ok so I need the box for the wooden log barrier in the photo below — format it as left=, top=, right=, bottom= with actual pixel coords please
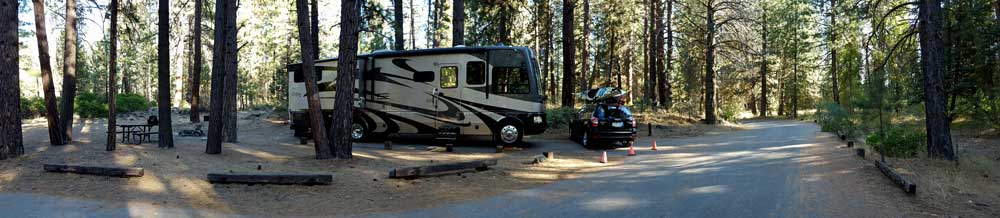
left=43, top=164, right=144, bottom=177
left=874, top=160, right=917, bottom=194
left=856, top=148, right=866, bottom=159
left=389, top=159, right=498, bottom=179
left=207, top=173, right=333, bottom=185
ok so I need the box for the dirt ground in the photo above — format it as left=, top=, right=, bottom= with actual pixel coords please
left=844, top=126, right=1000, bottom=218
left=0, top=110, right=740, bottom=217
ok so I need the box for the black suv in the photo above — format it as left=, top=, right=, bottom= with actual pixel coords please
left=569, top=103, right=637, bottom=148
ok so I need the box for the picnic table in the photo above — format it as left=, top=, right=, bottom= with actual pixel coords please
left=116, top=124, right=157, bottom=144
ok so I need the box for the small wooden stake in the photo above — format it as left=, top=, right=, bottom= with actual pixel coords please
left=445, top=144, right=454, bottom=152
left=847, top=141, right=854, bottom=148
left=856, top=148, right=866, bottom=159
left=647, top=123, right=652, bottom=136
left=384, top=141, right=393, bottom=150
left=543, top=151, right=555, bottom=159
left=495, top=145, right=504, bottom=153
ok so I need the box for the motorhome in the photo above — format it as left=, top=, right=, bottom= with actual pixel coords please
left=287, top=46, right=547, bottom=145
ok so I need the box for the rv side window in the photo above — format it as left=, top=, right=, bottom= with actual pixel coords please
left=492, top=67, right=529, bottom=94
left=466, top=62, right=485, bottom=85
left=440, top=66, right=458, bottom=89
left=292, top=66, right=324, bottom=83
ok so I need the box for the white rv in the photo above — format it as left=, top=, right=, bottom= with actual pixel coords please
left=288, top=46, right=547, bottom=145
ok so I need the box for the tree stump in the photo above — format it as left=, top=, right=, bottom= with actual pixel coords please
left=495, top=145, right=503, bottom=153
left=384, top=141, right=392, bottom=150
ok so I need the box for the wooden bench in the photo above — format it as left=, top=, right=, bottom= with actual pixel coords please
left=132, top=132, right=159, bottom=144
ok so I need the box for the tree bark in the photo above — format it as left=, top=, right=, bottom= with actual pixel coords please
left=310, top=0, right=319, bottom=59
left=452, top=0, right=463, bottom=46
left=409, top=0, right=416, bottom=49
left=561, top=0, right=576, bottom=107
left=580, top=0, right=590, bottom=90
left=329, top=0, right=361, bottom=159
left=394, top=0, right=405, bottom=50
left=59, top=0, right=78, bottom=141
left=157, top=0, right=174, bottom=148
left=918, top=0, right=955, bottom=160
left=207, top=0, right=237, bottom=154
left=190, top=0, right=202, bottom=123
left=648, top=0, right=659, bottom=103
left=32, top=0, right=66, bottom=145
left=296, top=0, right=333, bottom=159
left=223, top=0, right=238, bottom=143
left=1, top=0, right=24, bottom=160
left=107, top=0, right=119, bottom=151
left=830, top=0, right=839, bottom=105
left=704, top=5, right=718, bottom=124
left=662, top=0, right=673, bottom=109
left=760, top=10, right=768, bottom=118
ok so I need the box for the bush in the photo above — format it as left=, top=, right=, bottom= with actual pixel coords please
left=20, top=97, right=46, bottom=119
left=116, top=93, right=152, bottom=113
left=866, top=126, right=925, bottom=157
left=546, top=107, right=577, bottom=129
left=816, top=102, right=859, bottom=137
left=75, top=92, right=108, bottom=118
left=719, top=103, right=742, bottom=121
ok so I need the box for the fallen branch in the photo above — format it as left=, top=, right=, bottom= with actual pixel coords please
left=43, top=164, right=144, bottom=177
left=874, top=160, right=917, bottom=194
left=389, top=159, right=497, bottom=179
left=207, top=173, right=333, bottom=185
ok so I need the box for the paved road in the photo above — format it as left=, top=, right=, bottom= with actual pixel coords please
left=0, top=120, right=863, bottom=218
left=350, top=120, right=825, bottom=218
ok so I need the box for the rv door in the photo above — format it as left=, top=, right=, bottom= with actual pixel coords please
left=435, top=64, right=462, bottom=127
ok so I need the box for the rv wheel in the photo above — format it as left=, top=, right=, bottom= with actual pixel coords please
left=496, top=122, right=523, bottom=146
left=351, top=123, right=367, bottom=140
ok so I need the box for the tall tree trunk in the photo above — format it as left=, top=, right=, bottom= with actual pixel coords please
left=452, top=0, right=463, bottom=46
left=330, top=0, right=361, bottom=159
left=580, top=0, right=590, bottom=90
left=760, top=11, right=768, bottom=118
left=546, top=0, right=555, bottom=99
left=792, top=39, right=799, bottom=118
left=655, top=0, right=667, bottom=108
left=206, top=0, right=237, bottom=154
left=32, top=0, right=66, bottom=145
left=190, top=0, right=202, bottom=123
left=642, top=9, right=649, bottom=100
left=561, top=0, right=576, bottom=107
left=296, top=0, right=333, bottom=159
left=704, top=6, right=717, bottom=124
left=310, top=0, right=319, bottom=59
left=158, top=0, right=174, bottom=148
left=59, top=0, right=78, bottom=141
left=223, top=0, right=238, bottom=142
left=662, top=0, right=673, bottom=109
left=830, top=0, right=839, bottom=105
left=648, top=0, right=659, bottom=103
left=107, top=0, right=119, bottom=151
left=919, top=0, right=955, bottom=160
left=409, top=0, right=416, bottom=49
left=1, top=0, right=24, bottom=160
left=393, top=0, right=405, bottom=50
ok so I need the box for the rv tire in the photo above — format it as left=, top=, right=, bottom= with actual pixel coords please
left=495, top=120, right=523, bottom=146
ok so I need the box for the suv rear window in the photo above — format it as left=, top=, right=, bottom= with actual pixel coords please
left=594, top=105, right=632, bottom=118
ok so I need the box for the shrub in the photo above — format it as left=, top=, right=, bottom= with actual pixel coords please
left=75, top=92, right=108, bottom=118
left=719, top=102, right=742, bottom=121
left=20, top=97, right=46, bottom=119
left=816, top=102, right=859, bottom=137
left=866, top=126, right=925, bottom=157
left=546, top=107, right=577, bottom=129
left=116, top=93, right=152, bottom=113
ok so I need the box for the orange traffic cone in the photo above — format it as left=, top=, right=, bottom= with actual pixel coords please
left=651, top=140, right=658, bottom=150
left=628, top=146, right=636, bottom=156
left=600, top=151, right=608, bottom=163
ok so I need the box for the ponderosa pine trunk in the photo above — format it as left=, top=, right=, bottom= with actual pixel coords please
left=394, top=0, right=405, bottom=50
left=409, top=0, right=416, bottom=49
left=310, top=0, right=319, bottom=59
left=760, top=10, right=768, bottom=118
left=704, top=5, right=718, bottom=124
left=329, top=0, right=361, bottom=159
left=580, top=0, right=590, bottom=90
left=452, top=0, right=463, bottom=46
left=59, top=0, right=78, bottom=141
left=106, top=0, right=119, bottom=151
left=32, top=0, right=65, bottom=145
left=561, top=0, right=576, bottom=107
left=648, top=0, right=659, bottom=104
left=157, top=0, right=174, bottom=148
left=296, top=0, right=333, bottom=159
left=830, top=0, right=839, bottom=105
left=190, top=0, right=202, bottom=123
left=662, top=0, right=673, bottom=109
left=222, top=0, right=238, bottom=143
left=1, top=0, right=24, bottom=160
left=655, top=0, right=667, bottom=108
left=918, top=0, right=955, bottom=160
left=207, top=0, right=237, bottom=154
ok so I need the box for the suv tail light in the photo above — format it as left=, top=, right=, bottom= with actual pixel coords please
left=591, top=117, right=599, bottom=127
left=631, top=119, right=637, bottom=127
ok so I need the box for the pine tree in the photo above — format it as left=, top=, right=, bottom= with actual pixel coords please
left=1, top=0, right=24, bottom=160
left=32, top=0, right=66, bottom=145
left=157, top=0, right=174, bottom=149
left=329, top=0, right=361, bottom=159
left=296, top=0, right=334, bottom=159
left=59, top=0, right=79, bottom=141
left=106, top=0, right=120, bottom=151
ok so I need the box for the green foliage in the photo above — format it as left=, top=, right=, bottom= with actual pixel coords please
left=75, top=92, right=108, bottom=118
left=546, top=107, right=577, bottom=129
left=866, top=126, right=925, bottom=158
left=20, top=97, right=46, bottom=119
left=816, top=102, right=859, bottom=137
left=116, top=93, right=152, bottom=114
left=719, top=102, right=741, bottom=121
